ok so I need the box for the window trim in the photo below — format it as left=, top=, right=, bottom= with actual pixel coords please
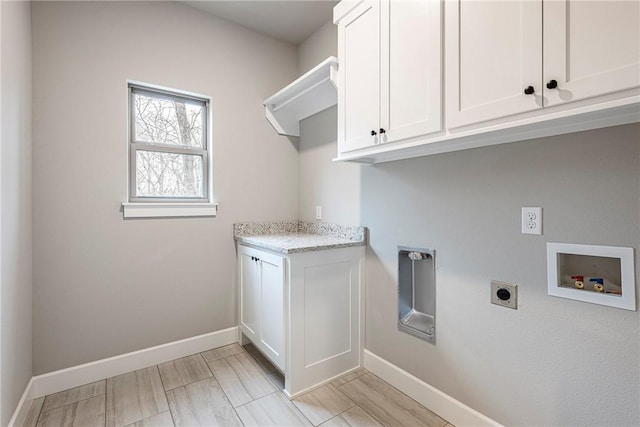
left=128, top=82, right=212, bottom=204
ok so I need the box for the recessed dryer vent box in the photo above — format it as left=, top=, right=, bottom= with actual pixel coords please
left=547, top=242, right=635, bottom=311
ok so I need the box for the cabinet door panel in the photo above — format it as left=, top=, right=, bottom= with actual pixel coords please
left=338, top=0, right=381, bottom=152
left=382, top=0, right=441, bottom=142
left=446, top=0, right=542, bottom=128
left=239, top=250, right=260, bottom=341
left=544, top=0, right=640, bottom=106
left=259, top=254, right=285, bottom=370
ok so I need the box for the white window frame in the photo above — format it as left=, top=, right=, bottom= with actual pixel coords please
left=122, top=81, right=217, bottom=218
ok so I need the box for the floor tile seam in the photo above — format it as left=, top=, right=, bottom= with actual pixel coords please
left=32, top=398, right=46, bottom=427
left=338, top=382, right=445, bottom=427
left=156, top=364, right=179, bottom=427
left=330, top=369, right=368, bottom=389
left=291, top=387, right=357, bottom=420
left=232, top=390, right=279, bottom=410
left=334, top=384, right=389, bottom=427
left=205, top=349, right=277, bottom=400
left=38, top=393, right=107, bottom=418
left=321, top=403, right=369, bottom=427
left=156, top=353, right=213, bottom=392
left=360, top=372, right=449, bottom=425
left=292, top=399, right=357, bottom=427
left=42, top=388, right=108, bottom=414
left=203, top=360, right=250, bottom=413
left=121, top=411, right=175, bottom=427
left=200, top=345, right=248, bottom=364
left=271, top=390, right=316, bottom=427
left=40, top=378, right=107, bottom=412
left=103, top=389, right=107, bottom=427
left=163, top=373, right=224, bottom=393
left=231, top=405, right=248, bottom=427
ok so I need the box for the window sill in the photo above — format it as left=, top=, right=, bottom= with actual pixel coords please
left=122, top=202, right=218, bottom=218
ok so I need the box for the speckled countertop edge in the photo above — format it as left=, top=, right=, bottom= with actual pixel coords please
left=234, top=221, right=367, bottom=254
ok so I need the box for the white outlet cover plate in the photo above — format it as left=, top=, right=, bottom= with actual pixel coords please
left=522, top=207, right=542, bottom=235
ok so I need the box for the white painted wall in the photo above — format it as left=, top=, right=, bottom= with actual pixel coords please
left=297, top=20, right=361, bottom=226
left=1, top=1, right=33, bottom=424
left=31, top=1, right=299, bottom=375
left=362, top=124, right=640, bottom=426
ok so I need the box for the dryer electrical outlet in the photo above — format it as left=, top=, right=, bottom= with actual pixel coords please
left=491, top=280, right=518, bottom=309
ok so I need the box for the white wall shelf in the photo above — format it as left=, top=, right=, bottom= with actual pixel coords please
left=264, top=56, right=338, bottom=137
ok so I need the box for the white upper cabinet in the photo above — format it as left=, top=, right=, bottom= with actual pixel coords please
left=336, top=0, right=442, bottom=153
left=446, top=0, right=543, bottom=128
left=334, top=0, right=639, bottom=163
left=543, top=0, right=640, bottom=107
left=339, top=0, right=381, bottom=152
left=447, top=0, right=640, bottom=128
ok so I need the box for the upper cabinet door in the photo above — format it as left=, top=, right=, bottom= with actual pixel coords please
left=381, top=0, right=442, bottom=142
left=543, top=0, right=640, bottom=107
left=338, top=0, right=381, bottom=153
left=446, top=0, right=543, bottom=128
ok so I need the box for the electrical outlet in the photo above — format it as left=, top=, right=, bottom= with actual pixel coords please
left=522, top=207, right=542, bottom=235
left=491, top=280, right=518, bottom=309
left=315, top=205, right=322, bottom=221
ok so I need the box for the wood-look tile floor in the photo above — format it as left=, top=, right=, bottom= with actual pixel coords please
left=23, top=344, right=454, bottom=427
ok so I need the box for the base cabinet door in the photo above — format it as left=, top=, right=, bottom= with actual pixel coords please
left=239, top=248, right=261, bottom=343
left=238, top=245, right=285, bottom=371
left=258, top=252, right=285, bottom=370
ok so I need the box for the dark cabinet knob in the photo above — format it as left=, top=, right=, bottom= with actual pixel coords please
left=524, top=86, right=535, bottom=95
left=546, top=79, right=558, bottom=89
left=379, top=128, right=386, bottom=134
left=371, top=130, right=377, bottom=136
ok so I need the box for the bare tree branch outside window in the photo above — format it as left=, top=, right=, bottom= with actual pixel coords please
left=129, top=86, right=208, bottom=201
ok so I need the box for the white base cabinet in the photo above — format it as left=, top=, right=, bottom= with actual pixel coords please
left=238, top=244, right=364, bottom=397
left=239, top=245, right=285, bottom=371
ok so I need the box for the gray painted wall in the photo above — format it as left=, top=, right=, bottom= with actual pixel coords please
left=362, top=124, right=640, bottom=426
left=297, top=20, right=338, bottom=75
left=296, top=19, right=639, bottom=424
left=31, top=1, right=299, bottom=375
left=1, top=1, right=33, bottom=424
left=297, top=20, right=361, bottom=226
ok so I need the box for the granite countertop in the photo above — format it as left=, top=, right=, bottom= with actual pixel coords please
left=234, top=221, right=367, bottom=254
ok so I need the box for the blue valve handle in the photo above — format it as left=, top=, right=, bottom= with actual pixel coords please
left=589, top=278, right=604, bottom=285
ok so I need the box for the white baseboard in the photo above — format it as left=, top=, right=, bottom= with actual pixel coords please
left=363, top=350, right=501, bottom=427
left=8, top=378, right=35, bottom=427
left=9, top=327, right=238, bottom=425
left=31, top=326, right=238, bottom=399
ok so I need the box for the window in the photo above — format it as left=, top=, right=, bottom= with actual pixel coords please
left=124, top=83, right=216, bottom=218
